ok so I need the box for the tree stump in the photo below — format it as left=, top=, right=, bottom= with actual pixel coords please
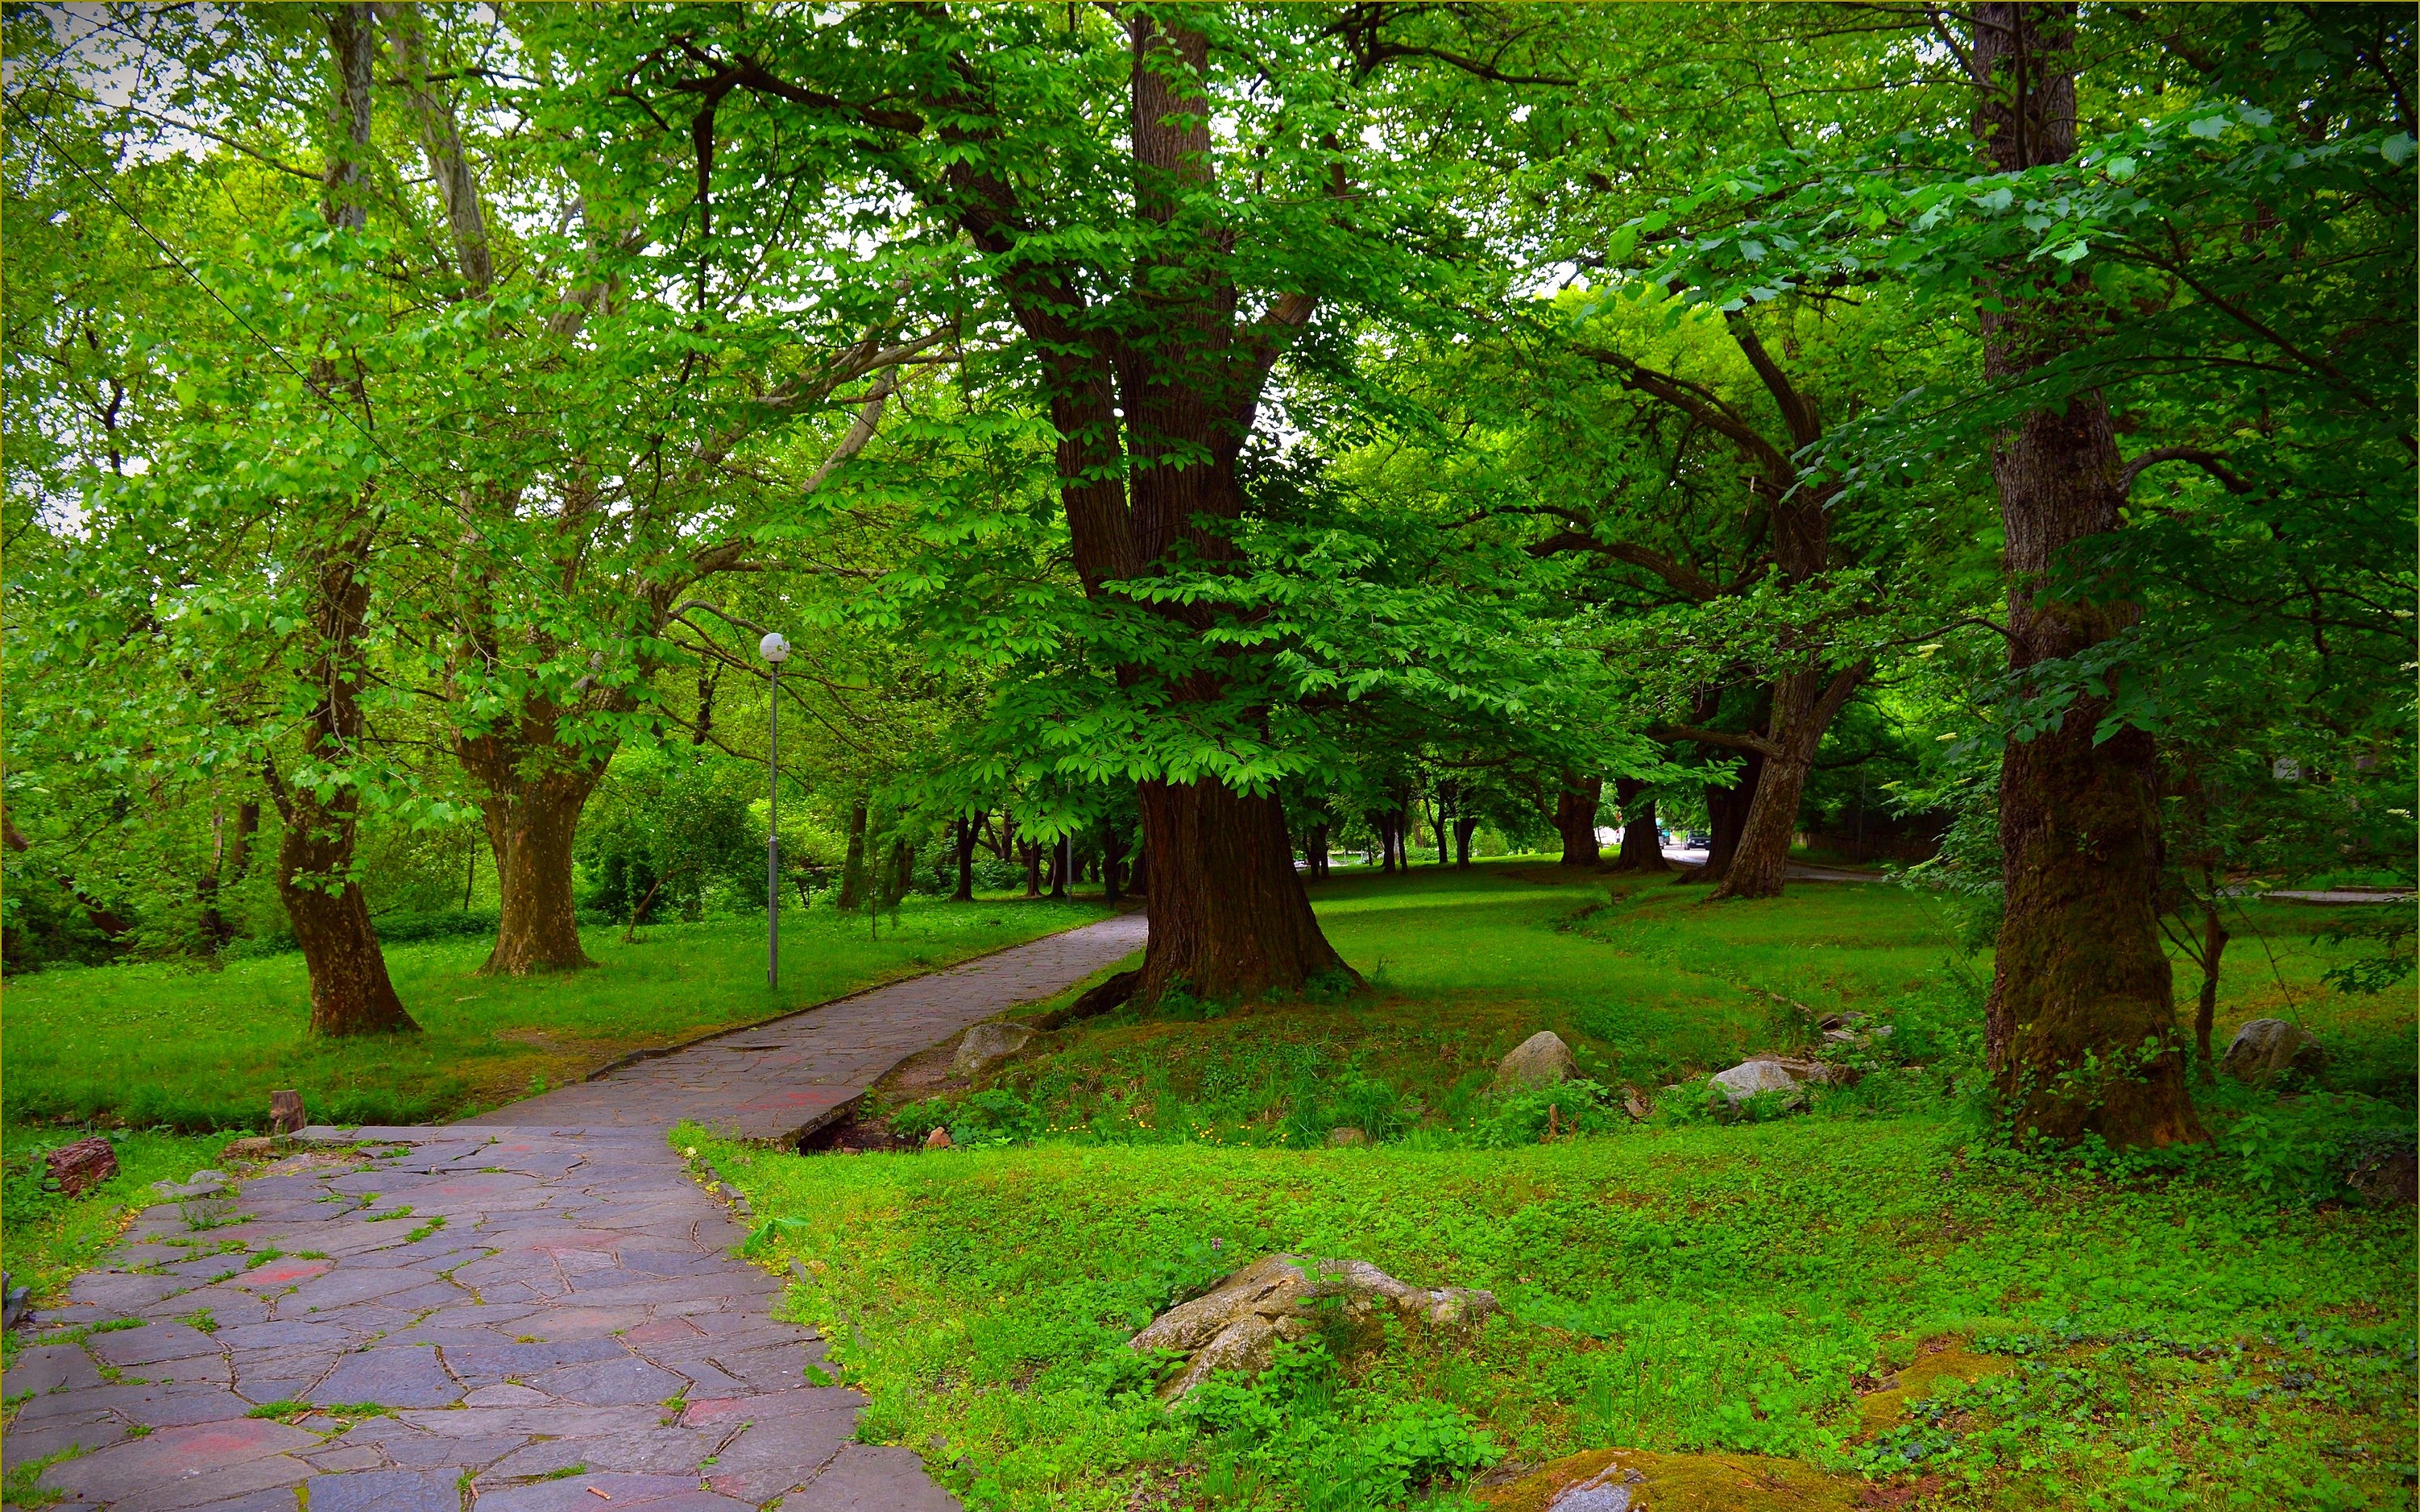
left=270, top=1090, right=308, bottom=1135
left=44, top=1136, right=118, bottom=1198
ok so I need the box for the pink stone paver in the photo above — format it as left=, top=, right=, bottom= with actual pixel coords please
left=6, top=913, right=1144, bottom=1510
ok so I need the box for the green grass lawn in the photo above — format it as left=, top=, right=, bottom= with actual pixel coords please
left=2, top=894, right=1109, bottom=1133
left=706, top=864, right=2414, bottom=1512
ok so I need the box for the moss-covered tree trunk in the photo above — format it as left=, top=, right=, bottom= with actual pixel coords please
left=1972, top=1, right=2200, bottom=1146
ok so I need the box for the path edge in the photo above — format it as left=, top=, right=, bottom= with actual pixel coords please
left=467, top=905, right=1142, bottom=1118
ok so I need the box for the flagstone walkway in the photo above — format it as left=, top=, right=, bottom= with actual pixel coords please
left=5, top=913, right=1148, bottom=1511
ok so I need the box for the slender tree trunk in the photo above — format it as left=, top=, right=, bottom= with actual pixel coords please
left=1972, top=2, right=2198, bottom=1147
left=1716, top=665, right=1869, bottom=901
left=1454, top=815, right=1479, bottom=868
left=1135, top=777, right=1349, bottom=1001
left=2193, top=894, right=2228, bottom=1084
left=1021, top=839, right=1042, bottom=898
left=199, top=799, right=260, bottom=947
left=265, top=4, right=412, bottom=1038
left=1101, top=819, right=1126, bottom=902
left=1048, top=835, right=1067, bottom=899
left=693, top=665, right=718, bottom=746
left=1556, top=776, right=1602, bottom=868
left=1433, top=803, right=1449, bottom=866
left=838, top=800, right=870, bottom=910
left=1609, top=779, right=1668, bottom=873
left=953, top=814, right=982, bottom=902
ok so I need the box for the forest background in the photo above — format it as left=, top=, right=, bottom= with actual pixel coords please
left=2, top=2, right=2412, bottom=1153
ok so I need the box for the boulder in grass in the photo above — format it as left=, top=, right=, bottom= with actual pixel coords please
left=44, top=1136, right=118, bottom=1199
left=1708, top=1058, right=1855, bottom=1106
left=951, top=1021, right=1037, bottom=1079
left=2219, top=1018, right=2326, bottom=1086
left=1129, top=1253, right=1495, bottom=1399
left=1328, top=1126, right=1370, bottom=1146
left=1494, top=1030, right=1576, bottom=1092
left=923, top=1126, right=953, bottom=1151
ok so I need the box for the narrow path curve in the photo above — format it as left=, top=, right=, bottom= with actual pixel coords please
left=6, top=913, right=1148, bottom=1510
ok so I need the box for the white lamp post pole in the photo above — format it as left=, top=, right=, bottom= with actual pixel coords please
left=759, top=632, right=791, bottom=989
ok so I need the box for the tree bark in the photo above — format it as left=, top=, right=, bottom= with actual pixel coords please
left=1972, top=1, right=2199, bottom=1147
left=1702, top=753, right=1761, bottom=881
left=1432, top=803, right=1449, bottom=866
left=953, top=814, right=983, bottom=901
left=1608, top=779, right=1668, bottom=873
left=1136, top=777, right=1349, bottom=1001
left=837, top=800, right=870, bottom=910
left=2192, top=895, right=2228, bottom=1083
left=1454, top=815, right=1479, bottom=868
left=1715, top=665, right=1869, bottom=901
left=1101, top=818, right=1127, bottom=902
left=259, top=3, right=413, bottom=1038
left=457, top=730, right=603, bottom=975
left=1555, top=777, right=1602, bottom=868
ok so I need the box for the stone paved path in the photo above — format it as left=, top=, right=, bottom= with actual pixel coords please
left=6, top=913, right=1147, bottom=1510
left=458, top=913, right=1149, bottom=1142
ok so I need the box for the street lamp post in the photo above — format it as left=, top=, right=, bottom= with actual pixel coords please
left=759, top=632, right=791, bottom=989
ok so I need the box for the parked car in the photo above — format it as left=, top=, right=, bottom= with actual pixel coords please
left=1685, top=832, right=1710, bottom=847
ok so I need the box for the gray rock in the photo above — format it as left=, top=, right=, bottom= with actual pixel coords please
left=950, top=1021, right=1036, bottom=1079
left=1328, top=1126, right=1369, bottom=1147
left=2220, top=1018, right=2326, bottom=1085
left=153, top=1170, right=232, bottom=1201
left=1494, top=1031, right=1576, bottom=1092
left=1707, top=1058, right=1850, bottom=1105
left=1128, top=1253, right=1494, bottom=1398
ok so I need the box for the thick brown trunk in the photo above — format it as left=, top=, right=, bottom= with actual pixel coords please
left=1555, top=777, right=1602, bottom=868
left=474, top=774, right=598, bottom=974
left=1454, top=815, right=1479, bottom=868
left=1303, top=822, right=1330, bottom=879
left=1703, top=753, right=1761, bottom=880
left=1047, top=835, right=1067, bottom=899
left=1609, top=779, right=1668, bottom=873
left=1716, top=666, right=1868, bottom=901
left=838, top=801, right=870, bottom=909
left=1973, top=2, right=2198, bottom=1147
left=1136, top=778, right=1349, bottom=1002
left=275, top=831, right=413, bottom=1036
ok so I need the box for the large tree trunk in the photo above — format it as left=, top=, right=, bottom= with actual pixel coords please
left=1716, top=666, right=1868, bottom=901
left=1555, top=777, right=1602, bottom=868
left=271, top=806, right=413, bottom=1037
left=1609, top=780, right=1668, bottom=873
left=1136, top=778, right=1347, bottom=1001
left=1454, top=815, right=1479, bottom=868
left=475, top=774, right=599, bottom=974
left=1973, top=2, right=2199, bottom=1147
left=1702, top=753, right=1760, bottom=880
